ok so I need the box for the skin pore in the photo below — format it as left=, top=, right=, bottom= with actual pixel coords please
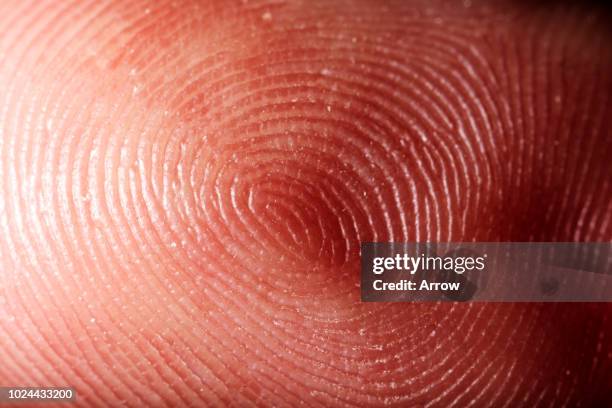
left=0, top=0, right=611, bottom=406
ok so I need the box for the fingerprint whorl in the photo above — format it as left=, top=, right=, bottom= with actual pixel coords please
left=163, top=26, right=504, bottom=284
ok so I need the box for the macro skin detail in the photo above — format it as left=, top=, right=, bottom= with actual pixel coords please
left=0, top=0, right=611, bottom=406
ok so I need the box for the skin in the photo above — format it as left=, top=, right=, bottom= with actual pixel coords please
left=0, top=0, right=611, bottom=406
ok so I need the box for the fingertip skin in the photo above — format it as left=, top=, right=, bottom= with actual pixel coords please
left=0, top=1, right=611, bottom=406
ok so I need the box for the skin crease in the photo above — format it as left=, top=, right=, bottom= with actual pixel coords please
left=0, top=0, right=611, bottom=406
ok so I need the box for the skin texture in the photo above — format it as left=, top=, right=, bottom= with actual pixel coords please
left=0, top=0, right=611, bottom=406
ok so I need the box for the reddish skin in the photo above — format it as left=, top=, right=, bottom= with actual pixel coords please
left=0, top=1, right=611, bottom=406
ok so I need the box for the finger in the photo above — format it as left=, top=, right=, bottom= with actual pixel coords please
left=0, top=0, right=610, bottom=406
